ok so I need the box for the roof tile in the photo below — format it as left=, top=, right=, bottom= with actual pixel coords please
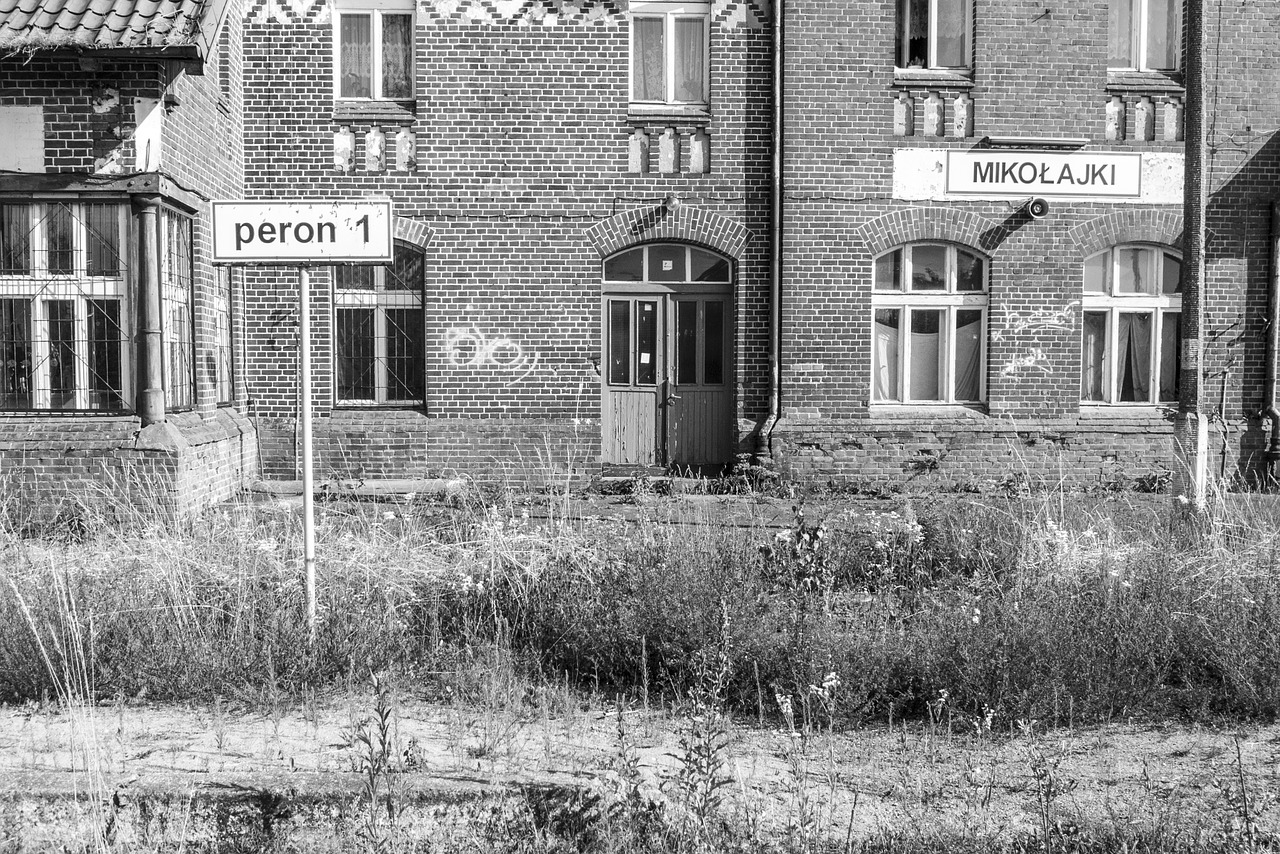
left=0, top=0, right=212, bottom=51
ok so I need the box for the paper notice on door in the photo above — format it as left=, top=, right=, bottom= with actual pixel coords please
left=662, top=260, right=673, bottom=271
left=640, top=353, right=651, bottom=364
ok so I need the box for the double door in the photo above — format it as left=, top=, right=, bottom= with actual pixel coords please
left=601, top=287, right=733, bottom=469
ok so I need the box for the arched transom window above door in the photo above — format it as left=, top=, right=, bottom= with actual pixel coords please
left=603, top=243, right=731, bottom=284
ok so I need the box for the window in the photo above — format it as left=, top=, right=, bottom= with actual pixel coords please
left=1081, top=245, right=1181, bottom=404
left=630, top=2, right=709, bottom=106
left=161, top=209, right=195, bottom=410
left=872, top=243, right=987, bottom=404
left=212, top=267, right=235, bottom=404
left=334, top=243, right=424, bottom=405
left=896, top=0, right=972, bottom=70
left=1109, top=0, right=1182, bottom=71
left=0, top=201, right=129, bottom=411
left=334, top=0, right=414, bottom=100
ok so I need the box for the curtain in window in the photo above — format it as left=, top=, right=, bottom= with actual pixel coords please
left=47, top=204, right=74, bottom=275
left=953, top=310, right=981, bottom=400
left=674, top=18, right=704, bottom=102
left=902, top=0, right=928, bottom=66
left=1108, top=0, right=1133, bottom=67
left=340, top=14, right=372, bottom=97
left=874, top=310, right=900, bottom=401
left=632, top=18, right=664, bottom=100
left=0, top=205, right=30, bottom=275
left=1145, top=0, right=1181, bottom=69
left=1159, top=312, right=1181, bottom=401
left=382, top=14, right=413, bottom=99
left=1081, top=311, right=1108, bottom=401
left=934, top=0, right=968, bottom=67
left=910, top=310, right=941, bottom=400
left=1118, top=313, right=1152, bottom=402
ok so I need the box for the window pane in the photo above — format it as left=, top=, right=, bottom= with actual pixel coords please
left=1115, top=246, right=1155, bottom=294
left=0, top=299, right=32, bottom=409
left=934, top=0, right=968, bottom=67
left=910, top=244, right=946, bottom=291
left=87, top=299, right=124, bottom=410
left=163, top=212, right=194, bottom=409
left=0, top=205, right=30, bottom=275
left=47, top=204, right=74, bottom=274
left=388, top=246, right=424, bottom=291
left=381, top=13, right=414, bottom=99
left=874, top=250, right=902, bottom=291
left=1108, top=0, right=1133, bottom=67
left=674, top=18, right=704, bottom=101
left=649, top=244, right=687, bottom=281
left=1145, top=0, right=1180, bottom=70
left=956, top=250, right=984, bottom=291
left=608, top=300, right=630, bottom=385
left=903, top=0, right=928, bottom=67
left=632, top=18, right=665, bottom=101
left=676, top=300, right=697, bottom=385
left=1160, top=311, right=1181, bottom=401
left=1082, top=312, right=1109, bottom=401
left=1084, top=252, right=1108, bottom=293
left=704, top=300, right=724, bottom=385
left=47, top=300, right=76, bottom=409
left=690, top=248, right=730, bottom=282
left=636, top=300, right=658, bottom=384
left=909, top=310, right=942, bottom=400
left=86, top=204, right=121, bottom=277
left=873, top=309, right=901, bottom=401
left=340, top=14, right=372, bottom=98
left=336, top=266, right=376, bottom=290
left=954, top=309, right=982, bottom=400
left=1117, top=312, right=1153, bottom=402
left=605, top=248, right=644, bottom=281
left=337, top=307, right=376, bottom=399
left=214, top=268, right=234, bottom=404
left=1162, top=253, right=1182, bottom=294
left=385, top=308, right=424, bottom=402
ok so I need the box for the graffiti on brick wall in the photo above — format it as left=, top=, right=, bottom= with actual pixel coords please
left=445, top=326, right=540, bottom=385
left=994, top=301, right=1077, bottom=376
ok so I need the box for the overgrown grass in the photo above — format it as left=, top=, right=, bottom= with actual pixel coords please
left=3, top=487, right=1280, bottom=730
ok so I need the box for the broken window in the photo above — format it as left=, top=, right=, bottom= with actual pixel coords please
left=333, top=243, right=425, bottom=405
left=896, top=0, right=972, bottom=71
left=0, top=202, right=130, bottom=411
left=1081, top=245, right=1181, bottom=404
left=335, top=0, right=414, bottom=99
left=630, top=2, right=710, bottom=106
left=1109, top=0, right=1182, bottom=71
left=871, top=243, right=987, bottom=404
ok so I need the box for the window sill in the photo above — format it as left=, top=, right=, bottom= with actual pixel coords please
left=891, top=68, right=974, bottom=89
left=331, top=403, right=426, bottom=411
left=1078, top=404, right=1176, bottom=422
left=869, top=403, right=988, bottom=419
left=332, top=99, right=417, bottom=124
left=1105, top=70, right=1184, bottom=94
left=626, top=104, right=711, bottom=126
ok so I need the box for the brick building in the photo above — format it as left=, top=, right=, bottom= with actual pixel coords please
left=4, top=0, right=1280, bottom=505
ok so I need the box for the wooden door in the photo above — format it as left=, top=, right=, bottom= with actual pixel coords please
left=666, top=292, right=733, bottom=467
left=601, top=295, right=664, bottom=467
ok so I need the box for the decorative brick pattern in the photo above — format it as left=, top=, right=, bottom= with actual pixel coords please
left=1068, top=210, right=1184, bottom=259
left=584, top=205, right=753, bottom=258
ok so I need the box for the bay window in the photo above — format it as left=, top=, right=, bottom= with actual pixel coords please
left=630, top=2, right=710, bottom=107
left=334, top=0, right=414, bottom=100
left=896, top=0, right=973, bottom=71
left=1109, top=0, right=1182, bottom=71
left=1081, top=245, right=1181, bottom=405
left=334, top=243, right=425, bottom=405
left=872, top=243, right=987, bottom=404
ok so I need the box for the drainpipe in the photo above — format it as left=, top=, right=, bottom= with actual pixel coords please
left=762, top=0, right=783, bottom=459
left=1263, top=201, right=1280, bottom=480
left=134, top=195, right=166, bottom=426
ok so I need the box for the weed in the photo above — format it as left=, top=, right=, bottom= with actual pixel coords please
left=348, top=673, right=402, bottom=854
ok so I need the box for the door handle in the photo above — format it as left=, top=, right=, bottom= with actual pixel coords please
left=665, top=393, right=681, bottom=406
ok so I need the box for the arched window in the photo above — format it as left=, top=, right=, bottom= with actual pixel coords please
left=1081, top=244, right=1181, bottom=404
left=872, top=242, right=987, bottom=404
left=333, top=241, right=425, bottom=405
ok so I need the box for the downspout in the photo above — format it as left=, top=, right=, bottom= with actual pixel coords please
left=1263, top=201, right=1280, bottom=480
left=762, top=0, right=783, bottom=459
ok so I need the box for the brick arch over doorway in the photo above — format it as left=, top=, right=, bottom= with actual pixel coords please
left=584, top=206, right=753, bottom=259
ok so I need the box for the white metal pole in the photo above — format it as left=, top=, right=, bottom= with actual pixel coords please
left=299, top=266, right=317, bottom=642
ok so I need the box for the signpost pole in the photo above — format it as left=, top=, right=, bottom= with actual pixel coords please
left=299, top=266, right=317, bottom=643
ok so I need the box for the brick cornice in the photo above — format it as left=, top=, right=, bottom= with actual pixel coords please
left=584, top=205, right=753, bottom=259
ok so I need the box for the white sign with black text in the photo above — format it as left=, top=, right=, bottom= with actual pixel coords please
left=211, top=200, right=393, bottom=264
left=946, top=151, right=1142, bottom=197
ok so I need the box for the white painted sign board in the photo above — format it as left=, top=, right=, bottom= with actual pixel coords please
left=211, top=200, right=393, bottom=264
left=945, top=152, right=1142, bottom=198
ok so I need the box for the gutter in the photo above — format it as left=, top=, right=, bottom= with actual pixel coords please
left=761, top=0, right=783, bottom=460
left=1264, top=201, right=1280, bottom=478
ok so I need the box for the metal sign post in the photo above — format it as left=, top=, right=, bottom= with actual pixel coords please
left=211, top=200, right=394, bottom=643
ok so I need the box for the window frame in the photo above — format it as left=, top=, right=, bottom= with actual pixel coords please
left=332, top=243, right=425, bottom=407
left=870, top=242, right=988, bottom=405
left=1080, top=244, right=1182, bottom=406
left=628, top=1, right=711, bottom=108
left=332, top=0, right=416, bottom=101
left=0, top=200, right=132, bottom=412
left=895, top=0, right=974, bottom=72
left=1108, top=0, right=1182, bottom=72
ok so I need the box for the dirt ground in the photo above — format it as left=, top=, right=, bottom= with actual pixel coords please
left=2, top=693, right=1277, bottom=845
